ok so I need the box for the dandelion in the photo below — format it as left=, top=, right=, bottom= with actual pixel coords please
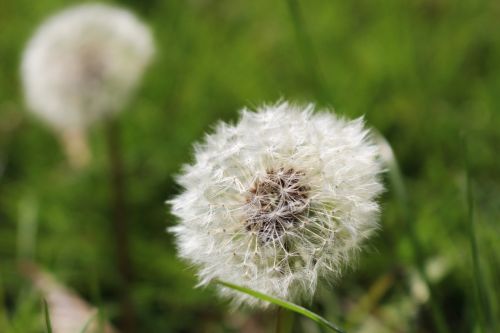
left=21, top=3, right=154, bottom=165
left=170, top=102, right=384, bottom=307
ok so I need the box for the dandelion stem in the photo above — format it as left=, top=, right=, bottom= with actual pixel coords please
left=105, top=119, right=136, bottom=333
left=285, top=0, right=331, bottom=103
left=16, top=195, right=38, bottom=262
left=376, top=134, right=450, bottom=333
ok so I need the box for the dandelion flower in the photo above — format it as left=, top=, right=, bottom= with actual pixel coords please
left=21, top=3, right=154, bottom=131
left=170, top=102, right=384, bottom=307
left=20, top=4, right=154, bottom=167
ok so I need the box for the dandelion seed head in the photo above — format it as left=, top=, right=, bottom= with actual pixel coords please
left=21, top=3, right=154, bottom=130
left=170, top=102, right=384, bottom=307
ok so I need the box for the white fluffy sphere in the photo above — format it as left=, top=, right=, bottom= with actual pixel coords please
left=21, top=3, right=154, bottom=130
left=170, top=102, right=384, bottom=307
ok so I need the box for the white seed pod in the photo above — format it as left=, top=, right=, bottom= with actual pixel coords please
left=169, top=102, right=384, bottom=307
left=21, top=3, right=155, bottom=130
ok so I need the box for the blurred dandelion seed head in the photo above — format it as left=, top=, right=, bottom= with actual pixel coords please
left=169, top=102, right=384, bottom=307
left=21, top=3, right=155, bottom=130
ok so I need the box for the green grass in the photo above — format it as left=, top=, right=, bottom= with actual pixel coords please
left=0, top=0, right=499, bottom=332
left=463, top=135, right=497, bottom=333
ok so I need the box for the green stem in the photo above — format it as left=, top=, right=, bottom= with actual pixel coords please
left=16, top=195, right=38, bottom=262
left=105, top=119, right=136, bottom=333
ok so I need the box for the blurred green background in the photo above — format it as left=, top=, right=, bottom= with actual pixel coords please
left=0, top=0, right=499, bottom=332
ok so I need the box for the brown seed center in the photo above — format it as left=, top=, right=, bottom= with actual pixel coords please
left=245, top=168, right=310, bottom=243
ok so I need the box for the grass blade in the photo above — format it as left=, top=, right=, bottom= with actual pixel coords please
left=42, top=299, right=52, bottom=333
left=462, top=135, right=497, bottom=333
left=217, top=280, right=346, bottom=333
left=79, top=311, right=98, bottom=333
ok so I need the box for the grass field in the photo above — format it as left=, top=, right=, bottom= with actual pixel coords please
left=0, top=0, right=499, bottom=332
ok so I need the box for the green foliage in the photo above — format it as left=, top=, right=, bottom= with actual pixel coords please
left=463, top=136, right=498, bottom=333
left=0, top=0, right=499, bottom=332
